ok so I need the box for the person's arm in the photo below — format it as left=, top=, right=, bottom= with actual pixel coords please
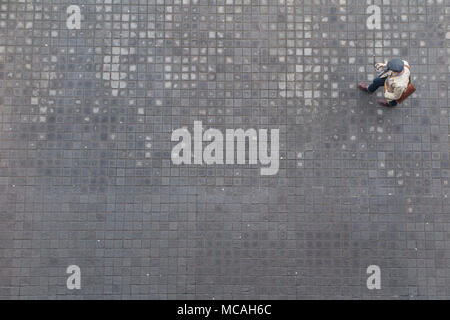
left=375, top=62, right=390, bottom=78
left=384, top=83, right=405, bottom=100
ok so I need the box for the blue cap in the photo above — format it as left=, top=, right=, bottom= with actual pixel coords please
left=387, top=58, right=404, bottom=73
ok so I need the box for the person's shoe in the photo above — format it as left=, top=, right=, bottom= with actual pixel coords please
left=378, top=99, right=390, bottom=107
left=358, top=83, right=370, bottom=93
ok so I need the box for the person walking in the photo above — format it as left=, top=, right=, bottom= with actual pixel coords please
left=358, top=58, right=412, bottom=107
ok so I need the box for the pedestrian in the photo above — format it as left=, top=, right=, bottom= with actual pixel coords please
left=358, top=58, right=415, bottom=107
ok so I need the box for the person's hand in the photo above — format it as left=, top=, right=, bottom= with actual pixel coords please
left=375, top=62, right=387, bottom=70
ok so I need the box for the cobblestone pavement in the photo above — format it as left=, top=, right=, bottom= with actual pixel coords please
left=0, top=0, right=449, bottom=299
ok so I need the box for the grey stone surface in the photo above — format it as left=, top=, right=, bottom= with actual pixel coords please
left=0, top=0, right=449, bottom=299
